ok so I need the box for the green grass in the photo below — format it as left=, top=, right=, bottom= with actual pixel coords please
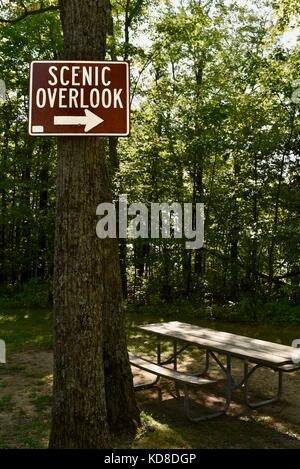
left=1, top=414, right=50, bottom=449
left=32, top=394, right=52, bottom=413
left=1, top=304, right=300, bottom=448
left=0, top=308, right=52, bottom=353
left=127, top=303, right=300, bottom=357
left=0, top=394, right=13, bottom=412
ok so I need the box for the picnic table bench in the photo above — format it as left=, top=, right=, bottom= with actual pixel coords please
left=129, top=321, right=300, bottom=422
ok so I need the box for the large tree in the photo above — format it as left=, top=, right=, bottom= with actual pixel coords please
left=49, top=0, right=139, bottom=448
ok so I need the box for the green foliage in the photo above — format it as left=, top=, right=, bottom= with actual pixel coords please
left=0, top=2, right=59, bottom=288
left=117, top=0, right=300, bottom=307
left=0, top=394, right=13, bottom=411
left=126, top=297, right=300, bottom=325
left=258, top=300, right=300, bottom=324
left=0, top=0, right=299, bottom=320
left=0, top=278, right=51, bottom=308
left=33, top=394, right=52, bottom=412
left=0, top=307, right=52, bottom=353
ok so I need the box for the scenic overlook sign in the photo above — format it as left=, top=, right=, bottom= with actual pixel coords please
left=28, top=61, right=130, bottom=136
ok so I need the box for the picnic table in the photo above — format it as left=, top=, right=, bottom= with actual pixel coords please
left=129, top=321, right=300, bottom=422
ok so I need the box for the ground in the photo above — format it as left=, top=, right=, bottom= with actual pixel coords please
left=1, top=307, right=300, bottom=449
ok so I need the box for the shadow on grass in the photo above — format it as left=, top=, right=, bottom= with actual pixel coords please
left=1, top=305, right=300, bottom=448
left=132, top=378, right=300, bottom=449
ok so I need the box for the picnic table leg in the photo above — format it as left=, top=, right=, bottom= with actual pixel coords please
left=173, top=339, right=177, bottom=371
left=193, top=349, right=210, bottom=377
left=226, top=353, right=235, bottom=388
left=157, top=335, right=161, bottom=365
left=243, top=362, right=283, bottom=409
left=133, top=375, right=161, bottom=391
left=225, top=353, right=245, bottom=389
left=183, top=351, right=232, bottom=421
left=173, top=339, right=181, bottom=399
left=132, top=336, right=162, bottom=391
left=204, top=350, right=210, bottom=374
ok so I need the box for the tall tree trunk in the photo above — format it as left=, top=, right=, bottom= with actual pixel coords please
left=268, top=152, right=285, bottom=291
left=250, top=151, right=259, bottom=313
left=50, top=136, right=109, bottom=448
left=268, top=113, right=295, bottom=291
left=182, top=249, right=192, bottom=297
left=108, top=136, right=128, bottom=298
left=228, top=157, right=240, bottom=301
left=50, top=0, right=139, bottom=448
left=103, top=234, right=140, bottom=438
left=37, top=158, right=49, bottom=280
left=20, top=143, right=32, bottom=283
left=0, top=109, right=10, bottom=284
left=194, top=60, right=204, bottom=276
left=106, top=1, right=131, bottom=299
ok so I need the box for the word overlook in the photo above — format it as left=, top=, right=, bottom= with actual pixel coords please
left=0, top=339, right=6, bottom=364
left=96, top=195, right=204, bottom=249
left=35, top=64, right=124, bottom=110
left=29, top=61, right=129, bottom=136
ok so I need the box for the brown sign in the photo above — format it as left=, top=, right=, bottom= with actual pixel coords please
left=29, top=61, right=129, bottom=136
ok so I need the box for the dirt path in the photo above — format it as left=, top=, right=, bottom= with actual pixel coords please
left=0, top=349, right=300, bottom=448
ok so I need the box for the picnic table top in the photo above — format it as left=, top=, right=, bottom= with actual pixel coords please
left=138, top=321, right=295, bottom=367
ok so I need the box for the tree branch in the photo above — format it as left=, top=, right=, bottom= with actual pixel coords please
left=0, top=5, right=59, bottom=25
left=204, top=247, right=299, bottom=285
left=277, top=270, right=300, bottom=280
left=20, top=2, right=28, bottom=14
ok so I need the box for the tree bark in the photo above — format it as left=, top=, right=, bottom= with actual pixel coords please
left=50, top=0, right=139, bottom=448
left=0, top=107, right=10, bottom=284
left=194, top=59, right=204, bottom=276
left=20, top=140, right=32, bottom=283
left=102, top=234, right=140, bottom=438
left=37, top=154, right=49, bottom=280
left=50, top=136, right=109, bottom=448
left=228, top=157, right=240, bottom=301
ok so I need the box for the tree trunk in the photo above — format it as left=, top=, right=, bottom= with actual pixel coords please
left=50, top=0, right=139, bottom=448
left=0, top=109, right=10, bottom=284
left=108, top=136, right=128, bottom=298
left=50, top=136, right=109, bottom=448
left=268, top=152, right=285, bottom=292
left=37, top=157, right=49, bottom=280
left=182, top=249, right=192, bottom=297
left=268, top=112, right=295, bottom=292
left=20, top=143, right=32, bottom=283
left=194, top=60, right=204, bottom=277
left=228, top=157, right=240, bottom=301
left=103, top=234, right=140, bottom=438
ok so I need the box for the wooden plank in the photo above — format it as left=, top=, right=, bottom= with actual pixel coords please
left=138, top=323, right=292, bottom=366
left=129, top=353, right=213, bottom=386
left=139, top=322, right=295, bottom=359
left=152, top=322, right=295, bottom=360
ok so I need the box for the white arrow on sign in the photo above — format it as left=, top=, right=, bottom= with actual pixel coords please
left=54, top=109, right=104, bottom=132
